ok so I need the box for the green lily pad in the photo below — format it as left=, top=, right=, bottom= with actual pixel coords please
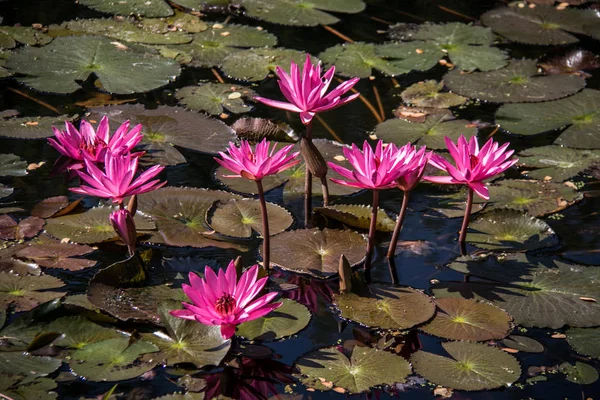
left=268, top=228, right=366, bottom=278
left=6, top=35, right=181, bottom=94
left=78, top=0, right=174, bottom=17
left=438, top=253, right=600, bottom=328
left=137, top=10, right=208, bottom=34
left=518, top=146, right=600, bottom=181
left=15, top=240, right=96, bottom=271
left=496, top=89, right=600, bottom=148
left=237, top=0, right=365, bottom=26
left=237, top=298, right=310, bottom=341
left=88, top=104, right=236, bottom=166
left=486, top=180, right=582, bottom=217
left=559, top=362, right=599, bottom=385
left=152, top=393, right=204, bottom=400
left=295, top=346, right=411, bottom=394
left=374, top=115, right=477, bottom=150
left=466, top=209, right=558, bottom=251
left=416, top=187, right=486, bottom=218
left=221, top=48, right=314, bottom=82
left=171, top=23, right=277, bottom=68
left=333, top=284, right=435, bottom=330
left=500, top=335, right=544, bottom=353
left=44, top=316, right=124, bottom=349
left=314, top=204, right=397, bottom=232
left=141, top=301, right=230, bottom=368
left=207, top=198, right=293, bottom=238
left=0, top=352, right=62, bottom=377
left=176, top=83, right=255, bottom=115
left=0, top=377, right=58, bottom=400
left=0, top=184, right=12, bottom=200
left=444, top=59, right=585, bottom=103
left=44, top=206, right=155, bottom=244
left=69, top=337, right=159, bottom=382
left=420, top=297, right=512, bottom=341
left=231, top=117, right=297, bottom=143
left=0, top=26, right=52, bottom=49
left=0, top=115, right=76, bottom=139
left=566, top=327, right=600, bottom=358
left=411, top=341, right=521, bottom=391
left=0, top=154, right=27, bottom=176
left=57, top=18, right=192, bottom=44
left=0, top=273, right=65, bottom=312
left=481, top=5, right=599, bottom=45
left=401, top=80, right=467, bottom=108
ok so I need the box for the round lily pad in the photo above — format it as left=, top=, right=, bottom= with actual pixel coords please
left=466, top=209, right=558, bottom=251
left=0, top=215, right=44, bottom=240
left=221, top=48, right=314, bottom=82
left=486, top=180, right=582, bottom=217
left=237, top=298, right=310, bottom=341
left=373, top=115, right=477, bottom=150
left=141, top=301, right=230, bottom=368
left=444, top=59, right=585, bottom=103
left=69, top=337, right=159, bottom=382
left=78, top=0, right=174, bottom=17
left=401, top=80, right=467, bottom=108
left=518, top=146, right=600, bottom=181
left=559, top=362, right=599, bottom=385
left=0, top=352, right=62, bottom=378
left=88, top=104, right=236, bottom=166
left=566, top=327, right=600, bottom=358
left=295, top=346, right=411, bottom=394
left=0, top=115, right=75, bottom=139
left=439, top=253, right=600, bottom=328
left=0, top=273, right=65, bottom=312
left=496, top=89, right=600, bottom=148
left=238, top=0, right=366, bottom=26
left=411, top=341, right=521, bottom=391
left=6, top=35, right=181, bottom=94
left=268, top=228, right=366, bottom=278
left=207, top=198, right=293, bottom=238
left=333, top=284, right=435, bottom=330
left=15, top=240, right=96, bottom=271
left=176, top=83, right=255, bottom=115
left=0, top=154, right=28, bottom=176
left=420, top=297, right=512, bottom=341
left=44, top=316, right=124, bottom=349
left=45, top=206, right=155, bottom=244
left=314, top=204, right=396, bottom=232
left=501, top=335, right=544, bottom=353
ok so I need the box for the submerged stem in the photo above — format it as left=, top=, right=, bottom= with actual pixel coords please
left=387, top=190, right=411, bottom=259
left=256, top=180, right=270, bottom=271
left=458, top=188, right=474, bottom=255
left=304, top=122, right=313, bottom=227
left=364, top=189, right=380, bottom=283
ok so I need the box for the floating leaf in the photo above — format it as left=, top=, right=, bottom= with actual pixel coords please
left=518, top=146, right=600, bottom=181
left=44, top=316, right=123, bottom=349
left=232, top=117, right=297, bottom=142
left=238, top=0, right=365, bottom=26
left=16, top=239, right=95, bottom=270
left=566, top=327, right=600, bottom=358
left=1, top=377, right=57, bottom=400
left=444, top=59, right=585, bottom=103
left=137, top=10, right=208, bottom=34
left=31, top=196, right=74, bottom=218
left=401, top=80, right=467, bottom=108
left=559, top=362, right=599, bottom=385
left=0, top=26, right=52, bottom=49
left=45, top=206, right=154, bottom=244
left=439, top=253, right=600, bottom=328
left=0, top=352, right=61, bottom=377
left=466, top=209, right=558, bottom=251
left=78, top=0, right=174, bottom=17
left=501, top=335, right=544, bottom=353
left=314, top=204, right=396, bottom=232
left=411, top=341, right=520, bottom=391
left=373, top=115, right=477, bottom=150
left=0, top=184, right=12, bottom=200
left=0, top=115, right=76, bottom=139
left=0, top=215, right=44, bottom=240
left=237, top=299, right=310, bottom=341
left=141, top=301, right=230, bottom=368
left=0, top=154, right=28, bottom=176
left=6, top=36, right=180, bottom=94
left=486, top=180, right=582, bottom=217
left=221, top=48, right=314, bottom=81
left=268, top=228, right=366, bottom=278
left=414, top=187, right=486, bottom=218
left=152, top=393, right=205, bottom=400
left=540, top=49, right=600, bottom=76
left=208, top=198, right=293, bottom=238
left=334, top=284, right=435, bottom=330
left=420, top=297, right=512, bottom=341
left=176, top=83, right=255, bottom=115
left=0, top=273, right=65, bottom=312
left=295, top=346, right=411, bottom=394
left=496, top=89, right=600, bottom=148
left=69, top=337, right=159, bottom=382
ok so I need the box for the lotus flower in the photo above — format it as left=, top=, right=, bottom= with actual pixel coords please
left=424, top=135, right=518, bottom=200
left=110, top=209, right=137, bottom=255
left=170, top=261, right=282, bottom=339
left=48, top=116, right=143, bottom=171
left=254, top=54, right=360, bottom=125
left=70, top=151, right=165, bottom=204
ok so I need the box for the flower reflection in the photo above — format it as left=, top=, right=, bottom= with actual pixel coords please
left=273, top=271, right=335, bottom=313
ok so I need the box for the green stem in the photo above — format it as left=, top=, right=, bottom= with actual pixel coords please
left=256, top=180, right=270, bottom=271
left=364, top=189, right=379, bottom=283
left=386, top=190, right=410, bottom=259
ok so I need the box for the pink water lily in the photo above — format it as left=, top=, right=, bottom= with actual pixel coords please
left=170, top=261, right=282, bottom=339
left=395, top=144, right=431, bottom=192
left=71, top=151, right=165, bottom=204
left=254, top=54, right=360, bottom=125
left=110, top=209, right=137, bottom=256
left=48, top=116, right=143, bottom=171
left=424, top=135, right=518, bottom=200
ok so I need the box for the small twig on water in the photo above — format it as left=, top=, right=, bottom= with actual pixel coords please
left=7, top=87, right=61, bottom=115
left=322, top=25, right=355, bottom=43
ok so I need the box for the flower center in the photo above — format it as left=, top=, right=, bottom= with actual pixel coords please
left=246, top=151, right=256, bottom=163
left=215, top=293, right=236, bottom=316
left=469, top=154, right=479, bottom=169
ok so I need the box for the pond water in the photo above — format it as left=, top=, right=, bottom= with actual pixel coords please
left=0, top=0, right=599, bottom=399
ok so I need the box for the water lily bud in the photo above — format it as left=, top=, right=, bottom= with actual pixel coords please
left=300, top=136, right=328, bottom=178
left=110, top=209, right=137, bottom=255
left=338, top=254, right=352, bottom=293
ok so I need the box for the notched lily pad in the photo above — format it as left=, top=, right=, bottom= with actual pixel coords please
left=411, top=341, right=521, bottom=391
left=31, top=196, right=78, bottom=219
left=78, top=0, right=174, bottom=17
left=566, top=327, right=600, bottom=359
left=0, top=215, right=44, bottom=240
left=501, top=335, right=544, bottom=353
left=401, top=80, right=467, bottom=108
left=314, top=204, right=396, bottom=232
left=268, top=228, right=366, bottom=278
left=0, top=273, right=65, bottom=311
left=44, top=315, right=124, bottom=349
left=176, top=83, right=255, bottom=115
left=295, top=346, right=411, bottom=394
left=237, top=298, right=310, bottom=341
left=559, top=362, right=599, bottom=385
left=334, top=284, right=435, bottom=330
left=0, top=115, right=75, bottom=139
left=221, top=48, right=315, bottom=82
left=518, top=145, right=600, bottom=181
left=15, top=239, right=96, bottom=271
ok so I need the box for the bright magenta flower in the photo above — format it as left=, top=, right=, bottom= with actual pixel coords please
left=110, top=209, right=137, bottom=255
left=71, top=151, right=165, bottom=204
left=254, top=54, right=360, bottom=125
left=170, top=261, right=282, bottom=339
left=327, top=140, right=415, bottom=190
left=395, top=144, right=431, bottom=192
left=424, top=135, right=518, bottom=200
left=215, top=138, right=300, bottom=181
left=48, top=116, right=143, bottom=171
